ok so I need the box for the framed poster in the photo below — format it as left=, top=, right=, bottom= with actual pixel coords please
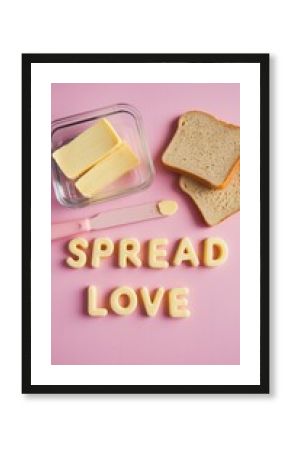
left=22, top=53, right=269, bottom=394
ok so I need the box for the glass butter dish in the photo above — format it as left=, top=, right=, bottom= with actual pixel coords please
left=51, top=103, right=155, bottom=208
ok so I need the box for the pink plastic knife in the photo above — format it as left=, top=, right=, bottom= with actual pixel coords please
left=52, top=200, right=178, bottom=240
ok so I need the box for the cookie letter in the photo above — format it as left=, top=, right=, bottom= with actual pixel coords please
left=110, top=286, right=138, bottom=316
left=92, top=238, right=114, bottom=268
left=148, top=238, right=169, bottom=269
left=203, top=237, right=228, bottom=267
left=66, top=237, right=88, bottom=268
left=118, top=238, right=142, bottom=268
left=172, top=237, right=199, bottom=267
left=168, top=288, right=191, bottom=318
left=140, top=287, right=165, bottom=317
left=87, top=286, right=108, bottom=317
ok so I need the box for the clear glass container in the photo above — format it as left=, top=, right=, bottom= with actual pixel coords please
left=51, top=103, right=155, bottom=208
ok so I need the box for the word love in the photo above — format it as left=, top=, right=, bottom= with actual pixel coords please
left=66, top=236, right=228, bottom=269
left=87, top=286, right=190, bottom=318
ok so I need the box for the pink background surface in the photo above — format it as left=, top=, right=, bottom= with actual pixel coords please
left=51, top=83, right=240, bottom=365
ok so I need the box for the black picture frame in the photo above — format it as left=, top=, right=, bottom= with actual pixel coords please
left=22, top=53, right=269, bottom=394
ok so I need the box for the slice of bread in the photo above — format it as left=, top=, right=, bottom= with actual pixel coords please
left=179, top=167, right=240, bottom=226
left=162, top=111, right=240, bottom=188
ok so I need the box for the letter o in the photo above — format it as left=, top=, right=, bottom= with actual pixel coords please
left=110, top=286, right=138, bottom=316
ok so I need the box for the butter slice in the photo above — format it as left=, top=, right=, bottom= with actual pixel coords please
left=157, top=200, right=178, bottom=216
left=75, top=142, right=140, bottom=198
left=52, top=119, right=122, bottom=180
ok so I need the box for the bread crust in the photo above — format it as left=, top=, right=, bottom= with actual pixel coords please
left=162, top=111, right=240, bottom=189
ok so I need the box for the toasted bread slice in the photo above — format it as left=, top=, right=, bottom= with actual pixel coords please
left=179, top=167, right=240, bottom=226
left=162, top=111, right=240, bottom=188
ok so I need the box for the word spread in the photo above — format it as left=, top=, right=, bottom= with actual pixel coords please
left=66, top=236, right=228, bottom=269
